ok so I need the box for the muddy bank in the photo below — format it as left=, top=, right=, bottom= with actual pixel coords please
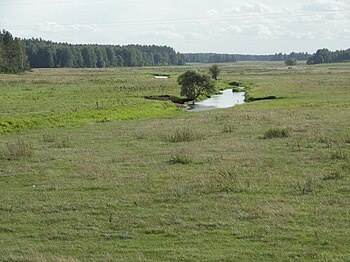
left=145, top=95, right=192, bottom=104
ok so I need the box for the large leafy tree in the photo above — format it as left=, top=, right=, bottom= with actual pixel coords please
left=178, top=70, right=215, bottom=101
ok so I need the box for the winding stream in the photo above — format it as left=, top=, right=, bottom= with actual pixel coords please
left=187, top=89, right=245, bottom=112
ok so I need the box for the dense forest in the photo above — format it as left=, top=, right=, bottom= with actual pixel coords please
left=0, top=30, right=29, bottom=73
left=183, top=52, right=312, bottom=63
left=23, top=38, right=185, bottom=68
left=1, top=29, right=349, bottom=73
left=307, top=48, right=350, bottom=64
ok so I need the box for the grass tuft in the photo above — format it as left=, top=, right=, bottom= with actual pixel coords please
left=169, top=153, right=193, bottom=164
left=296, top=176, right=316, bottom=195
left=42, top=133, right=55, bottom=142
left=263, top=127, right=290, bottom=139
left=323, top=172, right=345, bottom=181
left=223, top=123, right=235, bottom=133
left=53, top=137, right=72, bottom=148
left=0, top=139, right=33, bottom=159
left=166, top=127, right=201, bottom=143
left=330, top=150, right=349, bottom=160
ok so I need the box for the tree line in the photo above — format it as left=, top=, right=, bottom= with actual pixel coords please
left=306, top=48, right=350, bottom=65
left=23, top=38, right=185, bottom=68
left=1, top=29, right=349, bottom=73
left=183, top=52, right=311, bottom=63
left=0, top=30, right=29, bottom=73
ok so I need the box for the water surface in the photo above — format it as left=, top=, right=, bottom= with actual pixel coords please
left=188, top=89, right=245, bottom=112
left=154, top=75, right=169, bottom=79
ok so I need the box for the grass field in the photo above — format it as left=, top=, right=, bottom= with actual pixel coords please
left=0, top=62, right=350, bottom=261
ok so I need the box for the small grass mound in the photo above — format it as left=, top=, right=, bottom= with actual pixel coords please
left=263, top=127, right=290, bottom=139
left=166, top=127, right=201, bottom=143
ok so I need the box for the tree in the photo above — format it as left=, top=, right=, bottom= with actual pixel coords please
left=285, top=57, right=297, bottom=66
left=177, top=70, right=215, bottom=101
left=208, top=64, right=221, bottom=80
left=0, top=30, right=29, bottom=73
left=0, top=35, right=5, bottom=71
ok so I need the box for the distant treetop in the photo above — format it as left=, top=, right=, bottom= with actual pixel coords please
left=307, top=48, right=350, bottom=65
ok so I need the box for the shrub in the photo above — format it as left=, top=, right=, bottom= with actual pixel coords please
left=285, top=57, right=297, bottom=66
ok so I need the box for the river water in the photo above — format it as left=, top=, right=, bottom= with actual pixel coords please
left=187, top=89, right=245, bottom=112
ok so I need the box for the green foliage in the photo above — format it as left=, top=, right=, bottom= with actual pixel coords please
left=184, top=53, right=237, bottom=63
left=285, top=57, right=297, bottom=66
left=208, top=64, right=221, bottom=80
left=0, top=30, right=29, bottom=73
left=307, top=48, right=350, bottom=64
left=183, top=52, right=311, bottom=63
left=178, top=70, right=215, bottom=100
left=23, top=38, right=185, bottom=68
left=263, top=127, right=290, bottom=139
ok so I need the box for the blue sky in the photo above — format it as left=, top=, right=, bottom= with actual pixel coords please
left=1, top=0, right=349, bottom=54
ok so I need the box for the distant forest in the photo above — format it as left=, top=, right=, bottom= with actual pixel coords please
left=307, top=48, right=350, bottom=64
left=1, top=29, right=350, bottom=73
left=23, top=38, right=185, bottom=68
left=183, top=52, right=312, bottom=63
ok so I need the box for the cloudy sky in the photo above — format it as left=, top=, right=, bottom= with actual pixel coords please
left=1, top=0, right=349, bottom=54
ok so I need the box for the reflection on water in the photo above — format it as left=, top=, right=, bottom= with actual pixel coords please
left=188, top=89, right=245, bottom=112
left=154, top=75, right=169, bottom=79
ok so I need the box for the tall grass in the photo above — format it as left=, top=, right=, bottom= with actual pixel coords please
left=166, top=127, right=201, bottom=143
left=263, top=127, right=290, bottom=139
left=0, top=139, right=33, bottom=159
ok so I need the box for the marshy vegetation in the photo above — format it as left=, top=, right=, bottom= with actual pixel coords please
left=0, top=61, right=349, bottom=261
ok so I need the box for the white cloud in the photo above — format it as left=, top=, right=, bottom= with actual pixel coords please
left=219, top=24, right=274, bottom=39
left=206, top=9, right=219, bottom=17
left=1, top=0, right=349, bottom=54
left=301, top=0, right=349, bottom=11
left=223, top=3, right=274, bottom=14
left=38, top=22, right=100, bottom=33
left=129, top=25, right=185, bottom=41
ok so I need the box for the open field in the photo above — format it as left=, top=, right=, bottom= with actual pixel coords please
left=0, top=62, right=350, bottom=261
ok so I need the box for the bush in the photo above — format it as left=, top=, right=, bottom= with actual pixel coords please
left=285, top=57, right=297, bottom=66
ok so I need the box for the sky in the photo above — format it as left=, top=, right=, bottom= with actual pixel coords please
left=0, top=0, right=349, bottom=54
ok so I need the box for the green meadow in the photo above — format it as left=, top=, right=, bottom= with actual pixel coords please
left=0, top=62, right=349, bottom=261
